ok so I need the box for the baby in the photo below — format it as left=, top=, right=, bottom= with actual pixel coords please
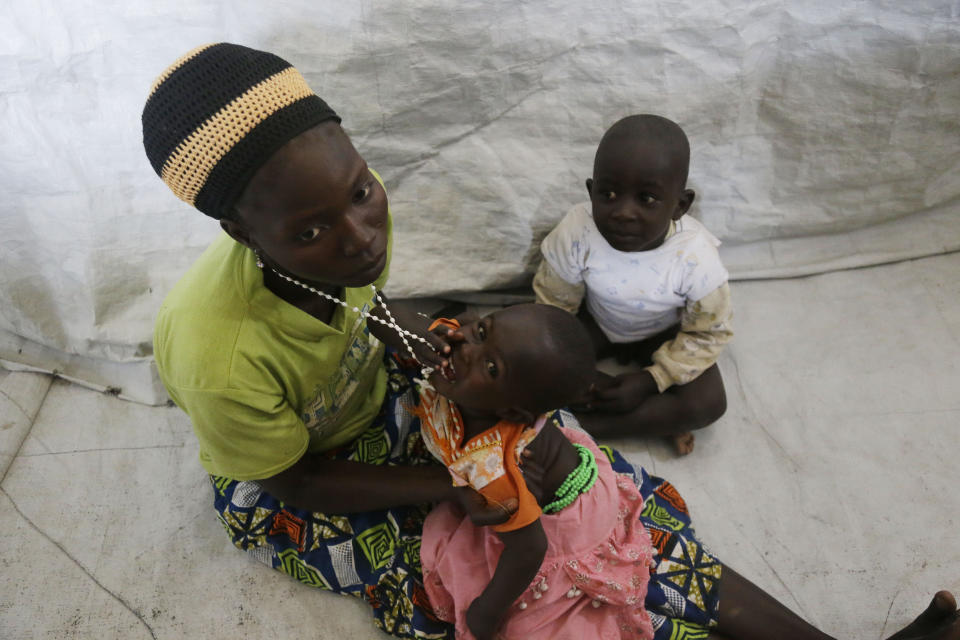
left=534, top=114, right=733, bottom=455
left=417, top=303, right=667, bottom=639
left=414, top=304, right=960, bottom=640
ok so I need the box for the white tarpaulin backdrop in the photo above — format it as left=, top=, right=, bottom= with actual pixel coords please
left=2, top=0, right=959, bottom=404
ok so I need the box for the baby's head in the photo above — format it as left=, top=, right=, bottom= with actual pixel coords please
left=586, top=114, right=695, bottom=253
left=429, top=304, right=596, bottom=422
left=142, top=44, right=388, bottom=288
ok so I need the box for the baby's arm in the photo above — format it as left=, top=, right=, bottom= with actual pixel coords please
left=466, top=518, right=548, bottom=640
left=646, top=283, right=734, bottom=392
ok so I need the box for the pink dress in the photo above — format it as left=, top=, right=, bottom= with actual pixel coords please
left=421, top=425, right=656, bottom=640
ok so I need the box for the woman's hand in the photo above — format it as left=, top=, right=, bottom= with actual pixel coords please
left=518, top=448, right=547, bottom=504
left=423, top=310, right=482, bottom=377
left=410, top=321, right=451, bottom=371
left=453, top=486, right=518, bottom=527
left=367, top=302, right=450, bottom=369
left=408, top=308, right=479, bottom=370
left=427, top=310, right=480, bottom=350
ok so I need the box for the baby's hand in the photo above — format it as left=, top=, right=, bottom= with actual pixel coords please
left=588, top=371, right=658, bottom=414
left=519, top=448, right=547, bottom=504
left=466, top=596, right=502, bottom=640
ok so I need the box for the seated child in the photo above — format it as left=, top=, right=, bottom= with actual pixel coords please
left=534, top=114, right=732, bottom=455
left=414, top=303, right=960, bottom=640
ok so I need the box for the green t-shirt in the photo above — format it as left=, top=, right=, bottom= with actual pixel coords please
left=155, top=214, right=392, bottom=481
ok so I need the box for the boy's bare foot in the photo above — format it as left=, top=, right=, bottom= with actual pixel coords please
left=886, top=591, right=960, bottom=640
left=670, top=431, right=695, bottom=456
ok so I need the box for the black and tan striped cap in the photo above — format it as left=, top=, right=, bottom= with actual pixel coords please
left=142, top=43, right=340, bottom=219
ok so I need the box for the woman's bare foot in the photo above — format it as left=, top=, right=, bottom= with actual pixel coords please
left=886, top=591, right=960, bottom=640
left=670, top=431, right=695, bottom=456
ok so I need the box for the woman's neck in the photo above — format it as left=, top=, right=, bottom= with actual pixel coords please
left=261, top=269, right=341, bottom=324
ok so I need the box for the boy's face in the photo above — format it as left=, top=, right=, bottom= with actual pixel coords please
left=587, top=138, right=694, bottom=253
left=227, top=122, right=389, bottom=288
left=428, top=305, right=557, bottom=416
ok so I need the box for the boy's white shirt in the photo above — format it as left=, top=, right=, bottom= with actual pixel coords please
left=535, top=201, right=733, bottom=391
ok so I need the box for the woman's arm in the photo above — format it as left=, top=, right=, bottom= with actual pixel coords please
left=257, top=454, right=519, bottom=526
left=257, top=453, right=455, bottom=513
left=466, top=519, right=548, bottom=640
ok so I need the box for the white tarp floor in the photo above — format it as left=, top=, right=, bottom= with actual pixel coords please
left=1, top=252, right=958, bottom=640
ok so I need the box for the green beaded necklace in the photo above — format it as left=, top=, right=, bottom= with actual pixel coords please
left=542, top=443, right=599, bottom=514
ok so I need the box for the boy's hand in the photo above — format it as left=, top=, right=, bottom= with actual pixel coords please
left=588, top=371, right=658, bottom=413
left=570, top=371, right=615, bottom=412
left=466, top=596, right=503, bottom=640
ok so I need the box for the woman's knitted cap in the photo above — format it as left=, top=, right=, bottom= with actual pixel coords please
left=142, top=43, right=340, bottom=219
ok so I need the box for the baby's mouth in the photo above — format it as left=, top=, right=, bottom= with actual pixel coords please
left=441, top=359, right=457, bottom=382
left=438, top=350, right=459, bottom=383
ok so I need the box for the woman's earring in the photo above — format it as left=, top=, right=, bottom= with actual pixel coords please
left=254, top=250, right=264, bottom=269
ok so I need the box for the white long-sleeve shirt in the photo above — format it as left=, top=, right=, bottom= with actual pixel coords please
left=535, top=202, right=733, bottom=392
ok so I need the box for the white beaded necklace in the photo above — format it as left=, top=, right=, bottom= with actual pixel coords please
left=258, top=255, right=467, bottom=449
left=268, top=266, right=438, bottom=378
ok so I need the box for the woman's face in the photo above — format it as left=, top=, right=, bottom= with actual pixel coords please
left=226, top=122, right=389, bottom=288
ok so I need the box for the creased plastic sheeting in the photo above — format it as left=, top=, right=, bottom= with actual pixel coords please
left=1, top=0, right=958, bottom=404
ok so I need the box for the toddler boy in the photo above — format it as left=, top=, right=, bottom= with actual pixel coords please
left=534, top=114, right=732, bottom=455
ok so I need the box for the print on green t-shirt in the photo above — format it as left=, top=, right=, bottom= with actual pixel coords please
left=300, top=298, right=383, bottom=441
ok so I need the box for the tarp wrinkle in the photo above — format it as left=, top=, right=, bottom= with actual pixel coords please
left=1, top=1, right=958, bottom=404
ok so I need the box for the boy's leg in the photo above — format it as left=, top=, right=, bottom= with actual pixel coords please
left=578, top=363, right=727, bottom=440
left=576, top=314, right=727, bottom=447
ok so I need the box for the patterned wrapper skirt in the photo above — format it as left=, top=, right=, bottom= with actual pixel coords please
left=210, top=354, right=721, bottom=639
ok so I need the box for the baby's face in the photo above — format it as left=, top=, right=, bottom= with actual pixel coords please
left=233, top=122, right=389, bottom=288
left=588, top=140, right=691, bottom=253
left=429, top=305, right=551, bottom=414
